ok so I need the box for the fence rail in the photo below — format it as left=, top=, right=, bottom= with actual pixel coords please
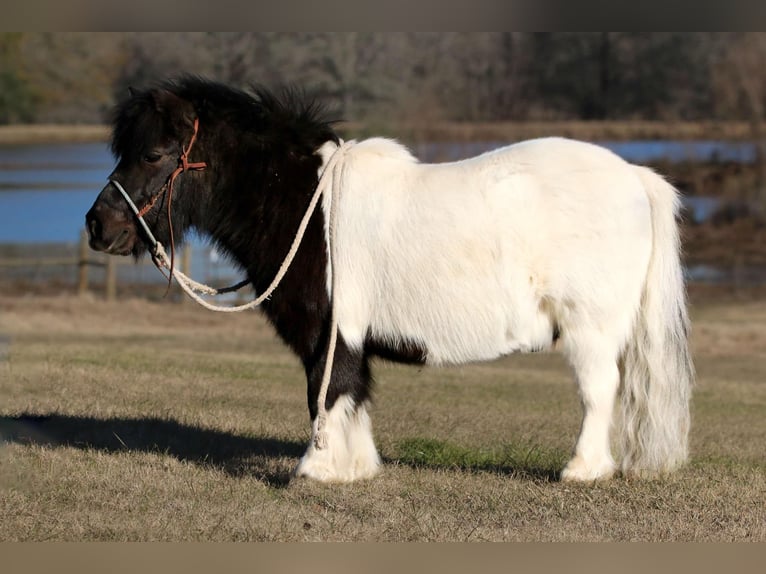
left=0, top=231, right=226, bottom=302
left=5, top=232, right=765, bottom=302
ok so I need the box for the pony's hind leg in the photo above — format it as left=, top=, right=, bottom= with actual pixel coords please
left=293, top=339, right=381, bottom=482
left=561, top=333, right=621, bottom=482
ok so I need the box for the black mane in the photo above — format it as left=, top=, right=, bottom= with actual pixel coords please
left=111, top=76, right=339, bottom=161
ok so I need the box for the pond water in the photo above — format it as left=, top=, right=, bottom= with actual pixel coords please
left=0, top=141, right=240, bottom=285
left=413, top=139, right=758, bottom=164
left=0, top=139, right=760, bottom=285
left=0, top=142, right=112, bottom=243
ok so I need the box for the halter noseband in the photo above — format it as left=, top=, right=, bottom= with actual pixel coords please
left=110, top=117, right=207, bottom=283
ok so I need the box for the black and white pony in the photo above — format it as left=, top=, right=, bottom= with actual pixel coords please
left=86, top=77, right=693, bottom=482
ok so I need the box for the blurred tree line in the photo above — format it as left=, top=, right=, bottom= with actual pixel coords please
left=1, top=32, right=765, bottom=126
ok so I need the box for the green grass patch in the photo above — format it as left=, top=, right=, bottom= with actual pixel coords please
left=394, top=437, right=567, bottom=481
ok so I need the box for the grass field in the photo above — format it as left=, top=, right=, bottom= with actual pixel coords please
left=0, top=293, right=764, bottom=541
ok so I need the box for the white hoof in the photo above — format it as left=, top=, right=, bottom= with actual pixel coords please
left=561, top=455, right=616, bottom=482
left=293, top=444, right=380, bottom=483
left=291, top=395, right=381, bottom=483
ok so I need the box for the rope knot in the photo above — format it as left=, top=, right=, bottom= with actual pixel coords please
left=178, top=152, right=207, bottom=174
left=178, top=118, right=207, bottom=174
left=314, top=412, right=328, bottom=448
left=314, top=431, right=328, bottom=450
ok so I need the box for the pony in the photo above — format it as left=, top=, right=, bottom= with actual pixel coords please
left=85, top=77, right=693, bottom=483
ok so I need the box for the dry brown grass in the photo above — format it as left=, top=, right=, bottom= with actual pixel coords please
left=1, top=293, right=764, bottom=541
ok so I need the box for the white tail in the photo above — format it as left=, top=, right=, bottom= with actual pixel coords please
left=618, top=167, right=694, bottom=476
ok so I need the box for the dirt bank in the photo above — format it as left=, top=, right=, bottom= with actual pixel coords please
left=0, top=120, right=757, bottom=146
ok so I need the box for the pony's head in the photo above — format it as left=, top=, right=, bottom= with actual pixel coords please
left=86, top=85, right=205, bottom=258
left=87, top=77, right=339, bottom=268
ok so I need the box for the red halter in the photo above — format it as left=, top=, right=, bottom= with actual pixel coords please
left=135, top=117, right=206, bottom=290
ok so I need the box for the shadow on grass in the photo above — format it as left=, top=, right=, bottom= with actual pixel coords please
left=389, top=437, right=565, bottom=482
left=1, top=415, right=566, bottom=485
left=0, top=413, right=305, bottom=487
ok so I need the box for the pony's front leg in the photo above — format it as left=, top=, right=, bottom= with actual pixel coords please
left=293, top=342, right=381, bottom=483
left=293, top=396, right=380, bottom=482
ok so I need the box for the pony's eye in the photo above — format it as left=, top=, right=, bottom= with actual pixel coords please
left=144, top=152, right=163, bottom=164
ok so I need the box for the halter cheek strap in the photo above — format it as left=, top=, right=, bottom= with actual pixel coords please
left=110, top=118, right=207, bottom=277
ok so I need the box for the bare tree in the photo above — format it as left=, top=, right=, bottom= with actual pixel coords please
left=1, top=32, right=753, bottom=128
left=19, top=33, right=124, bottom=122
left=0, top=33, right=37, bottom=123
left=713, top=32, right=766, bottom=213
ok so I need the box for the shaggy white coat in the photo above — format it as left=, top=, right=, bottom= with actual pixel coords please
left=294, top=136, right=692, bottom=483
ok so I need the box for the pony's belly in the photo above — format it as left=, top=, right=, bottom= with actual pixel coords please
left=365, top=286, right=556, bottom=366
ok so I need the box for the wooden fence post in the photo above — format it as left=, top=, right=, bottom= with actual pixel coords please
left=180, top=246, right=192, bottom=304
left=105, top=256, right=117, bottom=302
left=78, top=230, right=89, bottom=296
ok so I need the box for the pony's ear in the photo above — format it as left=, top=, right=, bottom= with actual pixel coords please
left=151, top=88, right=197, bottom=132
left=128, top=86, right=138, bottom=97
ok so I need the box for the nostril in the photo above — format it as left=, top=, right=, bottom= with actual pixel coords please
left=88, top=217, right=101, bottom=240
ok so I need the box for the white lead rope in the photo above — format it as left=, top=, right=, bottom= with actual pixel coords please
left=110, top=140, right=353, bottom=449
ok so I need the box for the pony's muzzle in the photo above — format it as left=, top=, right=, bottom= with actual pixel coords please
left=85, top=195, right=137, bottom=256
